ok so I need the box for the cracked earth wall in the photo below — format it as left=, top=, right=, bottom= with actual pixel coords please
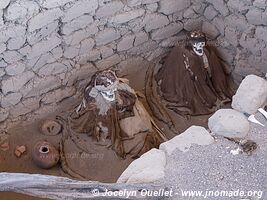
left=0, top=0, right=266, bottom=128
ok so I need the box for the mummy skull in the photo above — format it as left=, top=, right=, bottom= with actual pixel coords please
left=192, top=42, right=205, bottom=56
left=94, top=71, right=118, bottom=102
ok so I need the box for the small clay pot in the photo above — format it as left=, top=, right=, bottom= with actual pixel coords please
left=32, top=141, right=59, bottom=169
left=40, top=119, right=62, bottom=136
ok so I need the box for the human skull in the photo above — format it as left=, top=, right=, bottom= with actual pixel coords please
left=192, top=41, right=206, bottom=56
left=94, top=70, right=118, bottom=102
left=100, top=87, right=117, bottom=101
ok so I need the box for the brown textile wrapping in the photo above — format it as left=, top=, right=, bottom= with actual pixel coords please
left=155, top=45, right=235, bottom=116
left=66, top=84, right=165, bottom=159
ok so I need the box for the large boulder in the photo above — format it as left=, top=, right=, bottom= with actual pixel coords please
left=208, top=109, right=250, bottom=139
left=117, top=148, right=166, bottom=184
left=232, top=75, right=267, bottom=114
left=159, top=126, right=214, bottom=155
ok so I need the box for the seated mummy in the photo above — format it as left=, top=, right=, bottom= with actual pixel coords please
left=64, top=70, right=166, bottom=159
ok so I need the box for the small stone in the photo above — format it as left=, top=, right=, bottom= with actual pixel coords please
left=95, top=28, right=120, bottom=46
left=117, top=35, right=135, bottom=51
left=143, top=13, right=169, bottom=32
left=95, top=1, right=124, bottom=18
left=15, top=145, right=27, bottom=157
left=255, top=26, right=267, bottom=43
left=95, top=54, right=121, bottom=70
left=62, top=15, right=94, bottom=35
left=2, top=71, right=35, bottom=94
left=2, top=51, right=23, bottom=64
left=0, top=0, right=10, bottom=9
left=1, top=92, right=22, bottom=108
left=134, top=31, right=148, bottom=46
left=208, top=109, right=250, bottom=139
left=117, top=148, right=166, bottom=184
left=42, top=0, right=72, bottom=8
left=151, top=22, right=183, bottom=40
left=204, top=5, right=218, bottom=20
left=110, top=9, right=145, bottom=24
left=62, top=0, right=98, bottom=22
left=159, top=0, right=190, bottom=15
left=5, top=62, right=25, bottom=76
left=28, top=8, right=63, bottom=32
left=232, top=75, right=267, bottom=114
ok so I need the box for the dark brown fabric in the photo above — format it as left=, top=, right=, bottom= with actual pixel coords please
left=66, top=88, right=164, bottom=159
left=155, top=45, right=235, bottom=116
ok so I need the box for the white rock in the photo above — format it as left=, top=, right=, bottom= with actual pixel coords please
left=0, top=43, right=6, bottom=54
left=2, top=71, right=35, bottom=94
left=7, top=35, right=26, bottom=50
left=95, top=1, right=124, bottom=18
left=10, top=97, right=40, bottom=118
left=62, top=15, right=94, bottom=35
left=79, top=38, right=95, bottom=55
left=27, top=21, right=58, bottom=45
left=95, top=28, right=120, bottom=46
left=110, top=9, right=145, bottom=24
left=28, top=8, right=63, bottom=32
left=208, top=109, right=250, bottom=139
left=38, top=62, right=68, bottom=76
left=5, top=62, right=25, bottom=76
left=255, top=26, right=267, bottom=43
left=79, top=49, right=101, bottom=64
left=6, top=2, right=27, bottom=21
left=64, top=24, right=98, bottom=46
left=206, top=0, right=229, bottom=16
left=134, top=31, right=148, bottom=46
left=146, top=3, right=158, bottom=12
left=28, top=35, right=62, bottom=59
left=42, top=0, right=73, bottom=8
left=95, top=54, right=121, bottom=70
left=22, top=76, right=62, bottom=98
left=0, top=68, right=5, bottom=77
left=160, top=126, right=214, bottom=155
left=63, top=45, right=80, bottom=59
left=1, top=93, right=22, bottom=108
left=62, top=0, right=98, bottom=22
left=0, top=0, right=10, bottom=9
left=117, top=35, right=135, bottom=51
left=159, top=0, right=190, bottom=15
left=232, top=75, right=267, bottom=114
left=99, top=46, right=114, bottom=58
left=151, top=22, right=183, bottom=40
left=41, top=87, right=76, bottom=104
left=2, top=51, right=23, bottom=64
left=204, top=5, right=218, bottom=20
left=0, top=60, right=8, bottom=68
left=117, top=148, right=166, bottom=184
left=143, top=13, right=169, bottom=32
left=64, top=63, right=97, bottom=86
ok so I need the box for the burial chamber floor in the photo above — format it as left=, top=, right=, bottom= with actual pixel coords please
left=0, top=64, right=224, bottom=200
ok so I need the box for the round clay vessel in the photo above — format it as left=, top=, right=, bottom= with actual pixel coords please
left=40, top=119, right=62, bottom=136
left=32, top=141, right=59, bottom=169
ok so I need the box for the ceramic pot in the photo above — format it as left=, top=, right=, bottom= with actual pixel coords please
left=40, top=119, right=62, bottom=136
left=32, top=141, right=59, bottom=169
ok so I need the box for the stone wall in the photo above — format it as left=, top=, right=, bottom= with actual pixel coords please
left=0, top=0, right=266, bottom=127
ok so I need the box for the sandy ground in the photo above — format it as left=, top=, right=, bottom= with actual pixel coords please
left=157, top=112, right=267, bottom=200
left=0, top=63, right=234, bottom=200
